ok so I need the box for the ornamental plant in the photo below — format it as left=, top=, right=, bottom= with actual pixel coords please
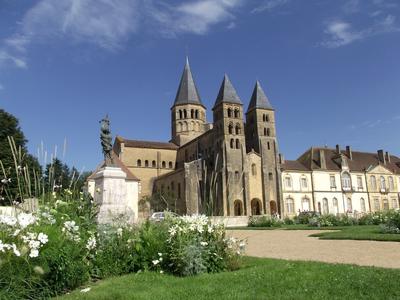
left=248, top=215, right=283, bottom=227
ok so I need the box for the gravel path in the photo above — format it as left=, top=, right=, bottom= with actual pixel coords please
left=229, top=230, right=400, bottom=269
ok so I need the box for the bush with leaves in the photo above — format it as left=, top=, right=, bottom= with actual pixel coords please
left=380, top=210, right=400, bottom=234
left=248, top=215, right=283, bottom=227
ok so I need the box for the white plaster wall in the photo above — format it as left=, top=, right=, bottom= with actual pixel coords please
left=314, top=192, right=344, bottom=214
left=282, top=171, right=313, bottom=193
left=126, top=180, right=139, bottom=223
left=312, top=171, right=341, bottom=191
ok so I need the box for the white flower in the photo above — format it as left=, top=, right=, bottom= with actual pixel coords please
left=86, top=236, right=97, bottom=251
left=158, top=252, right=162, bottom=257
left=13, top=229, right=21, bottom=236
left=29, top=249, right=39, bottom=258
left=0, top=215, right=17, bottom=226
left=37, top=233, right=48, bottom=244
left=0, top=240, right=11, bottom=252
left=17, top=213, right=36, bottom=229
left=80, top=287, right=91, bottom=293
left=160, top=270, right=164, bottom=274
left=152, top=259, right=159, bottom=265
left=11, top=244, right=21, bottom=257
left=29, top=240, right=41, bottom=250
left=33, top=266, right=44, bottom=275
left=200, top=241, right=208, bottom=246
left=117, top=228, right=123, bottom=237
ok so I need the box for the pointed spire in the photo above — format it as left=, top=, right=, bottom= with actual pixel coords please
left=214, top=74, right=242, bottom=107
left=247, top=81, right=273, bottom=112
left=174, top=57, right=202, bottom=106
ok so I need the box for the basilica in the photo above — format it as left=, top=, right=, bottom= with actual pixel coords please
left=103, top=59, right=400, bottom=218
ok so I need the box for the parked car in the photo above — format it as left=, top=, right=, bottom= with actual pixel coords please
left=149, top=211, right=179, bottom=222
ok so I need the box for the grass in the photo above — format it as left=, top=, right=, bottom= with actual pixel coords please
left=231, top=225, right=400, bottom=242
left=309, top=225, right=400, bottom=242
left=58, top=256, right=400, bottom=300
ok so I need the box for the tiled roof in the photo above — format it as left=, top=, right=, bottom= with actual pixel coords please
left=214, top=74, right=242, bottom=106
left=281, top=160, right=309, bottom=171
left=116, top=136, right=178, bottom=150
left=247, top=81, right=273, bottom=112
left=87, top=151, right=139, bottom=181
left=298, top=147, right=400, bottom=174
left=174, top=57, right=203, bottom=106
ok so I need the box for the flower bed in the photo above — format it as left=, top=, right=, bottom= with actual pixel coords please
left=0, top=193, right=244, bottom=299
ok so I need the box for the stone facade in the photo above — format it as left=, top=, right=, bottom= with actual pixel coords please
left=95, top=59, right=400, bottom=219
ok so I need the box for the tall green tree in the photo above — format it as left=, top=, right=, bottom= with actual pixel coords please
left=0, top=108, right=42, bottom=203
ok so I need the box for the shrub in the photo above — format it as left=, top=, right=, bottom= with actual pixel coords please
left=380, top=210, right=400, bottom=234
left=0, top=196, right=244, bottom=299
left=248, top=215, right=283, bottom=227
left=294, top=211, right=319, bottom=224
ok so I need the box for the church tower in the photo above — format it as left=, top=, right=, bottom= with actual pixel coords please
left=245, top=81, right=281, bottom=215
left=171, top=58, right=206, bottom=146
left=212, top=74, right=247, bottom=216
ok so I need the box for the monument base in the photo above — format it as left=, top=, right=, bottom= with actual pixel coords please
left=93, top=166, right=136, bottom=225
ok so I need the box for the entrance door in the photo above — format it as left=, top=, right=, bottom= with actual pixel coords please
left=270, top=201, right=277, bottom=215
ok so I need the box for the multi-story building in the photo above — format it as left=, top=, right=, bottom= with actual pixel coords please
left=89, top=59, right=400, bottom=219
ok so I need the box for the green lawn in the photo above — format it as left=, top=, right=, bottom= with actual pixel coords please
left=58, top=257, right=400, bottom=300
left=309, top=225, right=400, bottom=242
left=230, top=224, right=350, bottom=230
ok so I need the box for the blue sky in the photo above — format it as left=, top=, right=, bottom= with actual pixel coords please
left=0, top=0, right=399, bottom=171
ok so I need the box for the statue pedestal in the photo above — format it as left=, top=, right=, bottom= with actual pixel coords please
left=93, top=167, right=136, bottom=225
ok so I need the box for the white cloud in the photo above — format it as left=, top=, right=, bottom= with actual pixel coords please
left=148, top=0, right=244, bottom=36
left=251, top=0, right=290, bottom=14
left=321, top=15, right=400, bottom=48
left=0, top=50, right=27, bottom=68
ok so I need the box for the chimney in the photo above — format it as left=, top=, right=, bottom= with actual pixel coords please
left=336, top=144, right=341, bottom=154
left=319, top=149, right=326, bottom=169
left=385, top=152, right=391, bottom=163
left=346, top=146, right=352, bottom=160
left=377, top=150, right=386, bottom=164
left=279, top=153, right=285, bottom=164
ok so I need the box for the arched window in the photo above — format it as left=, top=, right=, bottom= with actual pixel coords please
left=371, top=176, right=377, bottom=191
left=392, top=198, right=398, bottom=209
left=286, top=197, right=295, bottom=214
left=234, top=109, right=239, bottom=118
left=183, top=121, right=188, bottom=131
left=169, top=161, right=173, bottom=169
left=380, top=176, right=386, bottom=190
left=251, top=199, right=262, bottom=215
left=389, top=176, right=394, bottom=191
left=262, top=114, right=265, bottom=122
left=374, top=198, right=380, bottom=211
left=137, top=159, right=142, bottom=167
left=235, top=124, right=241, bottom=135
left=184, top=109, right=187, bottom=118
left=191, top=109, right=194, bottom=119
left=179, top=110, right=183, bottom=119
left=228, top=123, right=233, bottom=134
left=266, top=128, right=270, bottom=136
left=302, top=198, right=310, bottom=211
left=145, top=160, right=149, bottom=167
left=227, top=108, right=232, bottom=118
left=264, top=128, right=267, bottom=136
left=284, top=176, right=292, bottom=189
left=383, top=198, right=389, bottom=210
left=190, top=121, right=195, bottom=131
left=152, top=160, right=156, bottom=168
left=265, top=114, right=269, bottom=122
left=251, top=163, right=257, bottom=176
left=195, top=110, right=199, bottom=119
left=267, top=142, right=270, bottom=150
left=347, top=198, right=353, bottom=212
left=322, top=198, right=329, bottom=214
left=333, top=198, right=339, bottom=214
left=162, top=161, right=166, bottom=168
left=234, top=200, right=243, bottom=216
left=236, top=139, right=240, bottom=149
left=230, top=139, right=234, bottom=149
left=342, top=172, right=351, bottom=190
left=300, top=176, right=308, bottom=189
left=360, top=198, right=366, bottom=212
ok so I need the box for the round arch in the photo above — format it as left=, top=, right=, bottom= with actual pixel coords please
left=251, top=198, right=262, bottom=215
